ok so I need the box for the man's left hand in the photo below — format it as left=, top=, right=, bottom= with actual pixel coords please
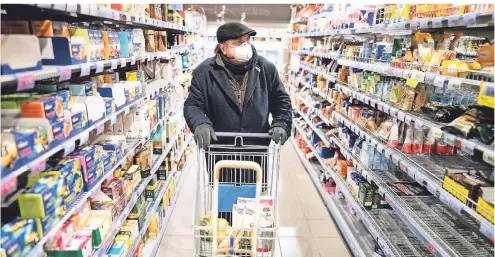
left=269, top=127, right=288, bottom=145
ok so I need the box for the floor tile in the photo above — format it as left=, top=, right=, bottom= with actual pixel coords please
left=314, top=237, right=351, bottom=257
left=155, top=248, right=192, bottom=257
left=159, top=235, right=194, bottom=250
left=278, top=219, right=312, bottom=237
left=307, top=220, right=341, bottom=238
left=278, top=237, right=320, bottom=257
left=300, top=200, right=332, bottom=220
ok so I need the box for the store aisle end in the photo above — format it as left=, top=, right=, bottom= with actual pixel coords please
left=156, top=142, right=351, bottom=257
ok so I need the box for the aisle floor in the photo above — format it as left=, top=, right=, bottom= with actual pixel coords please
left=157, top=141, right=351, bottom=257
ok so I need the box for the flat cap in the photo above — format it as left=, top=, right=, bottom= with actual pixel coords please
left=216, top=22, right=257, bottom=43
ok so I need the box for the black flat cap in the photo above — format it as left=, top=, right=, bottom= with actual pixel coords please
left=216, top=22, right=257, bottom=43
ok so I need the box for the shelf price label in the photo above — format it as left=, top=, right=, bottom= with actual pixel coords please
left=63, top=141, right=76, bottom=156
left=58, top=67, right=72, bottom=81
left=443, top=133, right=457, bottom=146
left=397, top=111, right=406, bottom=122
left=110, top=59, right=118, bottom=70
left=16, top=74, right=35, bottom=91
left=120, top=58, right=128, bottom=68
left=404, top=114, right=413, bottom=125
left=419, top=19, right=429, bottom=29
left=130, top=56, right=136, bottom=65
left=79, top=131, right=90, bottom=145
left=462, top=13, right=477, bottom=26
left=433, top=75, right=447, bottom=88
left=460, top=140, right=476, bottom=156
left=432, top=18, right=443, bottom=28
left=80, top=63, right=91, bottom=77
left=29, top=159, right=46, bottom=175
left=432, top=128, right=443, bottom=140
left=95, top=62, right=104, bottom=73
left=448, top=15, right=460, bottom=27
left=96, top=123, right=104, bottom=135
left=447, top=78, right=462, bottom=89
left=483, top=152, right=494, bottom=166
left=414, top=119, right=424, bottom=129
left=410, top=70, right=425, bottom=82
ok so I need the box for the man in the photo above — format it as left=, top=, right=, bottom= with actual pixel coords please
left=184, top=22, right=292, bottom=148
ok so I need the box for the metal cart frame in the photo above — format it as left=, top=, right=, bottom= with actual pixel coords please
left=193, top=133, right=281, bottom=256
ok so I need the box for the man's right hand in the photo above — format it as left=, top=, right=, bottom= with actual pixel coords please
left=194, top=124, right=218, bottom=149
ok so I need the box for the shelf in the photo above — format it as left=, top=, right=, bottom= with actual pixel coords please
left=142, top=157, right=190, bottom=257
left=337, top=58, right=493, bottom=87
left=293, top=123, right=434, bottom=257
left=1, top=97, right=145, bottom=184
left=290, top=137, right=373, bottom=257
left=333, top=82, right=494, bottom=167
left=1, top=46, right=190, bottom=88
left=19, top=4, right=204, bottom=34
left=126, top=134, right=193, bottom=257
left=294, top=91, right=334, bottom=127
left=291, top=50, right=493, bottom=88
left=330, top=118, right=494, bottom=256
left=174, top=134, right=194, bottom=163
left=297, top=64, right=337, bottom=83
left=290, top=11, right=494, bottom=38
left=294, top=107, right=331, bottom=147
left=93, top=134, right=180, bottom=257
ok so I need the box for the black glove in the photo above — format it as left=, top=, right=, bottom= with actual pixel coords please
left=269, top=127, right=288, bottom=145
left=194, top=124, right=217, bottom=149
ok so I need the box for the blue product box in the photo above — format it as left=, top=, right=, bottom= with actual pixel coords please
left=103, top=98, right=115, bottom=116
left=69, top=81, right=96, bottom=96
left=18, top=175, right=64, bottom=218
left=1, top=218, right=39, bottom=257
left=71, top=111, right=88, bottom=132
left=68, top=147, right=96, bottom=178
left=118, top=31, right=130, bottom=58
left=156, top=94, right=164, bottom=120
left=4, top=128, right=37, bottom=162
left=100, top=142, right=123, bottom=160
left=50, top=118, right=65, bottom=142
left=39, top=37, right=87, bottom=66
left=101, top=152, right=113, bottom=173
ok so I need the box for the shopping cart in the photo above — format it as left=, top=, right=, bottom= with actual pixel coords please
left=193, top=132, right=281, bottom=257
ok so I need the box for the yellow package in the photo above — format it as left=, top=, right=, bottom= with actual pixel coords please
left=478, top=81, right=494, bottom=108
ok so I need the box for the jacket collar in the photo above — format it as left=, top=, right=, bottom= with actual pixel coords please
left=208, top=56, right=260, bottom=115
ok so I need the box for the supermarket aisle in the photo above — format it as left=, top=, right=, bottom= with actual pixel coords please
left=156, top=141, right=350, bottom=257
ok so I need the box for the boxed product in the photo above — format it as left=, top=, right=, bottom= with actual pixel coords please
left=45, top=233, right=92, bottom=257
left=145, top=177, right=158, bottom=201
left=101, top=179, right=124, bottom=200
left=68, top=147, right=103, bottom=191
left=72, top=97, right=106, bottom=125
left=357, top=181, right=374, bottom=210
left=123, top=165, right=142, bottom=189
left=20, top=97, right=63, bottom=123
left=97, top=84, right=127, bottom=110
left=45, top=219, right=77, bottom=250
left=134, top=145, right=152, bottom=178
left=69, top=82, right=97, bottom=97
left=106, top=241, right=127, bottom=257
left=82, top=214, right=112, bottom=249
left=1, top=35, right=43, bottom=75
left=31, top=20, right=70, bottom=38
left=1, top=218, right=40, bottom=257
left=18, top=175, right=64, bottom=218
left=90, top=191, right=118, bottom=217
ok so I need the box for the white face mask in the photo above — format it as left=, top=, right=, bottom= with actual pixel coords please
left=231, top=43, right=253, bottom=63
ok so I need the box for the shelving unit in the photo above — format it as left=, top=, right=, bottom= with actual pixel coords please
left=289, top=3, right=494, bottom=257
left=0, top=3, right=205, bottom=257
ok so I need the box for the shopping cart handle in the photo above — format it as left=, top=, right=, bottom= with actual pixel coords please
left=215, top=132, right=271, bottom=139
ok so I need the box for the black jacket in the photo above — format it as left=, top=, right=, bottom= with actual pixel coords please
left=184, top=55, right=292, bottom=146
